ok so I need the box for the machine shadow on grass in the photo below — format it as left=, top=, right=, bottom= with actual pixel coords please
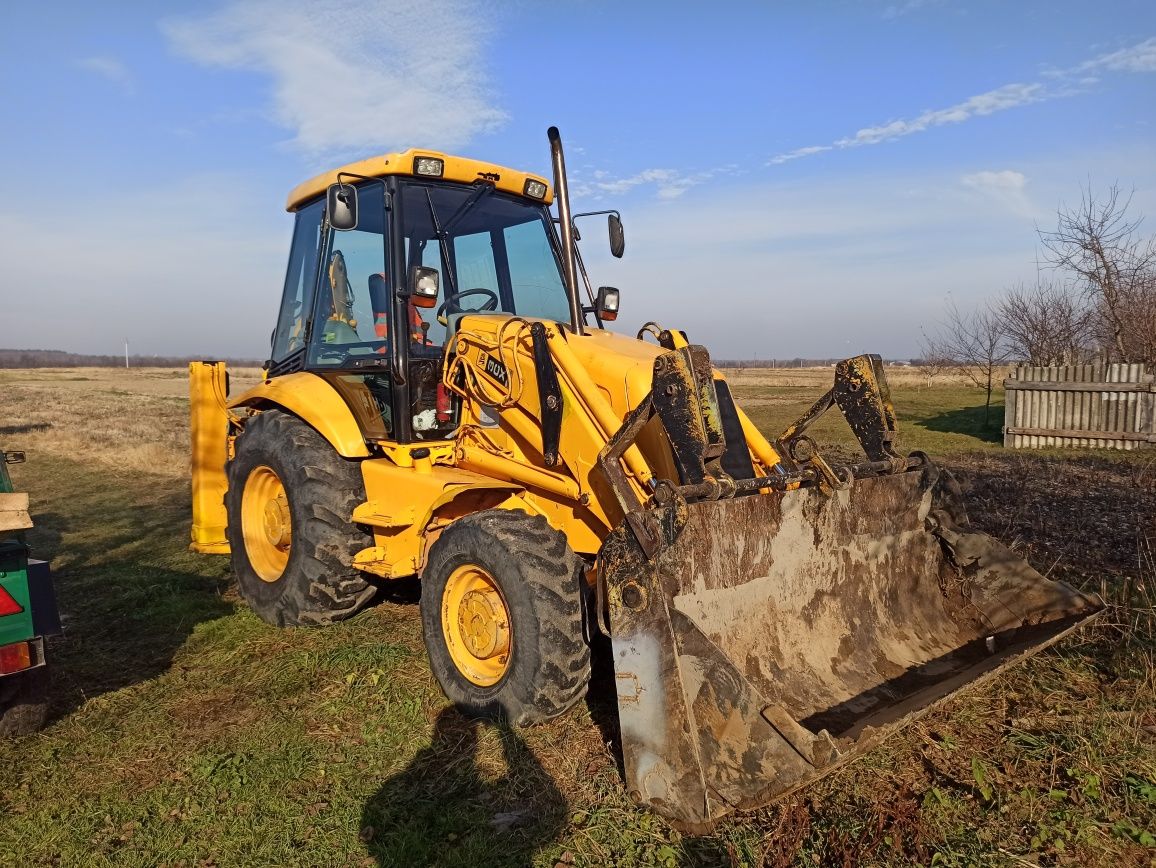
left=20, top=464, right=234, bottom=720
left=584, top=634, right=625, bottom=777
left=915, top=403, right=1004, bottom=443
left=0, top=422, right=52, bottom=435
left=361, top=706, right=567, bottom=867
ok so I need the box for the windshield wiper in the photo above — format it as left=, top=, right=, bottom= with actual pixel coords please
left=442, top=181, right=494, bottom=235
left=423, top=181, right=495, bottom=298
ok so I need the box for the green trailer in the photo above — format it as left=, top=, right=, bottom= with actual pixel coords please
left=0, top=451, right=60, bottom=735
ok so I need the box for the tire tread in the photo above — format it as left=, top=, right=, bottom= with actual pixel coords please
left=225, top=410, right=374, bottom=627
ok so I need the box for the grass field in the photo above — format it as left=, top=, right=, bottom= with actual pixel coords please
left=0, top=366, right=1153, bottom=867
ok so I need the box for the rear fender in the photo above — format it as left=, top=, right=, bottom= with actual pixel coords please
left=191, top=366, right=370, bottom=555
left=229, top=371, right=370, bottom=459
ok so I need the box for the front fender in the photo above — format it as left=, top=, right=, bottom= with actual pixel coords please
left=230, top=372, right=371, bottom=458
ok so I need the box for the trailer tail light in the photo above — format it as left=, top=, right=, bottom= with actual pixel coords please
left=0, top=586, right=23, bottom=617
left=0, top=641, right=32, bottom=675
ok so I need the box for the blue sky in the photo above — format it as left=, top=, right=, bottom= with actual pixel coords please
left=2, top=0, right=1154, bottom=360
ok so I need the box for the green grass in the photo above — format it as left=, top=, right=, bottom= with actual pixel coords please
left=0, top=381, right=1153, bottom=866
left=731, top=383, right=1007, bottom=456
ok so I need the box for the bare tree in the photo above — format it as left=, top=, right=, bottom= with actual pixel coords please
left=912, top=345, right=951, bottom=389
left=995, top=279, right=1093, bottom=366
left=1039, top=184, right=1156, bottom=365
left=922, top=299, right=1012, bottom=426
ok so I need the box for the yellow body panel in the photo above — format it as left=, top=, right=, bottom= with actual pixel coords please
left=189, top=361, right=231, bottom=553
left=442, top=317, right=679, bottom=554
left=354, top=458, right=523, bottom=578
left=286, top=149, right=553, bottom=212
left=190, top=319, right=772, bottom=572
left=229, top=372, right=370, bottom=458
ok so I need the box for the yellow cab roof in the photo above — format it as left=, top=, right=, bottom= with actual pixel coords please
left=286, top=148, right=553, bottom=212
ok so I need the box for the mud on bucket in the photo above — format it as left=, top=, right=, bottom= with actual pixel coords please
left=598, top=464, right=1102, bottom=832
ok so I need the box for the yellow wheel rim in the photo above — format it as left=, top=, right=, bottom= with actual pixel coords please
left=441, top=565, right=512, bottom=687
left=241, top=465, right=292, bottom=583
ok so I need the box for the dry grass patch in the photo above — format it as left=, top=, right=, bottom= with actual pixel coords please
left=0, top=367, right=261, bottom=475
left=726, top=365, right=1011, bottom=390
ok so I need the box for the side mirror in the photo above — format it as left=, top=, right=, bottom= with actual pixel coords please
left=409, top=265, right=440, bottom=308
left=595, top=286, right=620, bottom=322
left=608, top=213, right=625, bottom=258
left=327, top=183, right=358, bottom=231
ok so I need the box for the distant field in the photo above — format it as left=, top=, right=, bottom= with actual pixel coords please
left=726, top=366, right=1016, bottom=457
left=0, top=367, right=1153, bottom=867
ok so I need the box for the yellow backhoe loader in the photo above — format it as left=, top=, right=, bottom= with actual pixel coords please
left=190, top=127, right=1101, bottom=831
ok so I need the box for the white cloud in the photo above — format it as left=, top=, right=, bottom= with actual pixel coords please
left=769, top=145, right=832, bottom=165
left=572, top=166, right=739, bottom=202
left=769, top=36, right=1156, bottom=166
left=576, top=150, right=1155, bottom=359
left=961, top=169, right=1026, bottom=191
left=163, top=0, right=506, bottom=156
left=882, top=0, right=943, bottom=20
left=588, top=168, right=678, bottom=196
left=837, top=83, right=1045, bottom=147
left=76, top=56, right=135, bottom=94
left=1077, top=36, right=1156, bottom=74
left=961, top=169, right=1035, bottom=217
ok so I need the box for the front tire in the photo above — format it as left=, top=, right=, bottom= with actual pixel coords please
left=420, top=510, right=591, bottom=725
left=226, top=410, right=376, bottom=627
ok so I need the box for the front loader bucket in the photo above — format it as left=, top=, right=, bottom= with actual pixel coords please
left=599, top=463, right=1102, bottom=832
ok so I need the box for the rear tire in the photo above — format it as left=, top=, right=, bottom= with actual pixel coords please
left=420, top=510, right=591, bottom=725
left=226, top=410, right=376, bottom=627
left=0, top=665, right=49, bottom=736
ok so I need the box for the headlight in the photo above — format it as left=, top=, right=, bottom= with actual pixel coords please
left=414, top=156, right=444, bottom=177
left=523, top=178, right=548, bottom=199
left=409, top=266, right=440, bottom=308
left=596, top=286, right=620, bottom=322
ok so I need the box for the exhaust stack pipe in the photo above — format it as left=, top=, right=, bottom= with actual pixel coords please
left=548, top=126, right=584, bottom=336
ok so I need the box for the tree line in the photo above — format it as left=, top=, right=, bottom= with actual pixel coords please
left=0, top=349, right=263, bottom=369
left=922, top=184, right=1156, bottom=424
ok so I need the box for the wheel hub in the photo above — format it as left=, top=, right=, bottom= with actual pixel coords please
left=441, top=565, right=512, bottom=686
left=241, top=465, right=292, bottom=583
left=458, top=588, right=510, bottom=660
left=262, top=493, right=291, bottom=548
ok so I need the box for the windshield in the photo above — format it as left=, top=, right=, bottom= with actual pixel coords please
left=402, top=181, right=570, bottom=346
left=307, top=180, right=571, bottom=370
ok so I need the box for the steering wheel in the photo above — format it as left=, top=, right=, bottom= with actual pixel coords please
left=437, top=287, right=500, bottom=326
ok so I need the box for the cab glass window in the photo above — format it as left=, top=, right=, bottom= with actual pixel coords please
left=308, top=185, right=390, bottom=367
left=271, top=199, right=324, bottom=362
left=399, top=183, right=570, bottom=333
left=504, top=219, right=567, bottom=320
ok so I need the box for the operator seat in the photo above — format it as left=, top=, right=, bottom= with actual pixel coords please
left=321, top=250, right=363, bottom=347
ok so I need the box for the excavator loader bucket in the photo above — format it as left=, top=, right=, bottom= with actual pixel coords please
left=596, top=350, right=1103, bottom=832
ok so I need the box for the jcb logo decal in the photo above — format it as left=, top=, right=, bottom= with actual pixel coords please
left=478, top=351, right=509, bottom=386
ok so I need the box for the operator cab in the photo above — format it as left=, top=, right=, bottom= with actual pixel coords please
left=268, top=167, right=576, bottom=443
